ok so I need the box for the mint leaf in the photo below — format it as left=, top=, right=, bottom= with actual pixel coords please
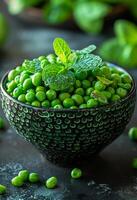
left=22, top=59, right=41, bottom=73
left=42, top=63, right=64, bottom=82
left=114, top=20, right=137, bottom=45
left=74, top=1, right=110, bottom=34
left=53, top=38, right=71, bottom=63
left=46, top=71, right=75, bottom=91
left=75, top=45, right=96, bottom=54
left=42, top=63, right=75, bottom=91
left=0, top=13, right=8, bottom=46
left=72, top=54, right=103, bottom=72
left=97, top=76, right=113, bottom=85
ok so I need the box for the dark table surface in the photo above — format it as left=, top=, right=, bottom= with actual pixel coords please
left=1, top=2, right=137, bottom=200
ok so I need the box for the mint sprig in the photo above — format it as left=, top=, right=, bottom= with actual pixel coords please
left=75, top=45, right=96, bottom=54
left=72, top=53, right=103, bottom=72
left=22, top=59, right=41, bottom=73
left=42, top=64, right=75, bottom=91
left=53, top=38, right=71, bottom=64
left=25, top=38, right=103, bottom=91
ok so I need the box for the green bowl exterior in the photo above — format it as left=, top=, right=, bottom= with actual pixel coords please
left=0, top=66, right=136, bottom=165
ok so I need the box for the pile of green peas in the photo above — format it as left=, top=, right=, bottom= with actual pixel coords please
left=6, top=55, right=132, bottom=109
left=0, top=168, right=82, bottom=195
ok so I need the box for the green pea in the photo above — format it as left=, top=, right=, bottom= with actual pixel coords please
left=121, top=73, right=132, bottom=84
left=7, top=80, right=17, bottom=92
left=75, top=88, right=84, bottom=96
left=46, top=90, right=57, bottom=101
left=70, top=106, right=78, bottom=109
left=86, top=87, right=94, bottom=96
left=42, top=100, right=50, bottom=108
left=91, top=66, right=101, bottom=77
left=23, top=78, right=33, bottom=91
left=20, top=73, right=30, bottom=84
left=15, top=66, right=24, bottom=73
left=8, top=69, right=17, bottom=81
left=36, top=91, right=46, bottom=102
left=87, top=99, right=98, bottom=108
left=118, top=83, right=132, bottom=90
left=41, top=59, right=50, bottom=69
left=18, top=170, right=29, bottom=182
left=110, top=67, right=120, bottom=74
left=45, top=176, right=57, bottom=189
left=29, top=173, right=39, bottom=183
left=75, top=80, right=81, bottom=88
left=63, top=98, right=75, bottom=108
left=13, top=86, right=23, bottom=98
left=0, top=184, right=6, bottom=195
left=72, top=94, right=84, bottom=105
left=36, top=86, right=45, bottom=92
left=0, top=117, right=5, bottom=129
left=79, top=104, right=87, bottom=109
left=128, top=127, right=137, bottom=141
left=18, top=94, right=26, bottom=103
left=91, top=90, right=108, bottom=105
left=100, top=66, right=111, bottom=78
left=132, top=158, right=137, bottom=169
left=116, top=87, right=127, bottom=98
left=27, top=88, right=35, bottom=93
left=101, top=91, right=111, bottom=99
left=59, top=93, right=70, bottom=102
left=32, top=101, right=41, bottom=107
left=54, top=104, right=63, bottom=109
left=82, top=80, right=91, bottom=89
left=107, top=87, right=115, bottom=95
left=75, top=71, right=87, bottom=80
left=11, top=176, right=24, bottom=187
left=38, top=55, right=47, bottom=61
left=25, top=91, right=35, bottom=102
left=15, top=75, right=20, bottom=84
left=94, top=81, right=106, bottom=91
left=47, top=54, right=56, bottom=63
left=32, top=72, right=42, bottom=86
left=71, top=168, right=82, bottom=179
left=111, top=94, right=120, bottom=102
left=111, top=73, right=121, bottom=84
left=51, top=99, right=61, bottom=107
left=68, top=86, right=74, bottom=93
left=84, top=96, right=90, bottom=103
left=87, top=76, right=94, bottom=82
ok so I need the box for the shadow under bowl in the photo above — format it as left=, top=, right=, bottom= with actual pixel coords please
left=0, top=65, right=136, bottom=166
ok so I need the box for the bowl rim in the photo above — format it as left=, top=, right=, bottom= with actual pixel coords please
left=0, top=63, right=136, bottom=112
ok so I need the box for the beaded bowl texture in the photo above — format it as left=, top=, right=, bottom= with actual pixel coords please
left=0, top=64, right=136, bottom=165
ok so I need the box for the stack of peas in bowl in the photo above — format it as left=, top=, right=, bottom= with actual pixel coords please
left=6, top=53, right=132, bottom=109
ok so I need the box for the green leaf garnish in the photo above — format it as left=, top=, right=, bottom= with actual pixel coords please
left=53, top=37, right=71, bottom=64
left=75, top=45, right=96, bottom=54
left=97, top=76, right=113, bottom=85
left=46, top=71, right=75, bottom=91
left=72, top=54, right=103, bottom=72
left=22, top=59, right=41, bottom=73
left=42, top=63, right=75, bottom=91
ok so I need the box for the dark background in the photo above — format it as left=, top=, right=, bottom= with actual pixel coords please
left=1, top=1, right=137, bottom=199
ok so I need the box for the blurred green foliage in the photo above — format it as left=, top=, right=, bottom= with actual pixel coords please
left=0, top=13, right=8, bottom=47
left=99, top=20, right=137, bottom=68
left=5, top=0, right=137, bottom=34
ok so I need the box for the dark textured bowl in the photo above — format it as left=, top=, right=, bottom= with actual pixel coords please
left=0, top=65, right=136, bottom=165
